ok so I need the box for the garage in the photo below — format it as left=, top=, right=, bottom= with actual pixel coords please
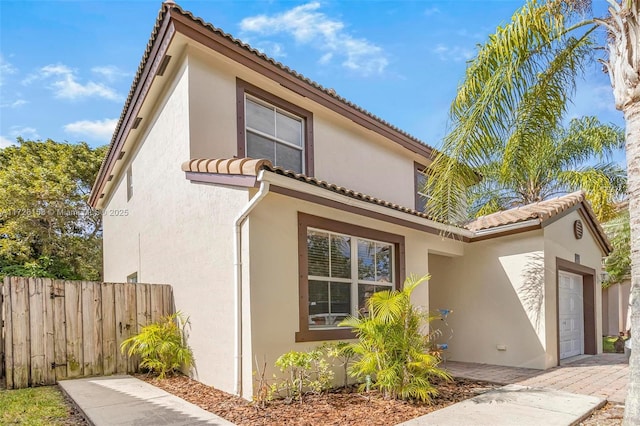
left=559, top=271, right=584, bottom=359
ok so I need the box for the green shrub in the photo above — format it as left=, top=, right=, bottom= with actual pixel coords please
left=340, top=274, right=450, bottom=402
left=120, top=312, right=194, bottom=379
left=324, top=341, right=357, bottom=388
left=271, top=349, right=334, bottom=403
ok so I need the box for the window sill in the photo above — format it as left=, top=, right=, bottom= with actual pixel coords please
left=295, top=328, right=356, bottom=342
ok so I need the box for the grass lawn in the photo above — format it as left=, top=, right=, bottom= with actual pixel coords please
left=0, top=386, right=76, bottom=425
left=603, top=335, right=628, bottom=353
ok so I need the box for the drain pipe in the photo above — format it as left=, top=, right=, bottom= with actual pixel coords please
left=233, top=172, right=270, bottom=397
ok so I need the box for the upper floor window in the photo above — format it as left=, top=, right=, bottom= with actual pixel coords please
left=415, top=164, right=431, bottom=213
left=246, top=96, right=304, bottom=172
left=236, top=79, right=314, bottom=175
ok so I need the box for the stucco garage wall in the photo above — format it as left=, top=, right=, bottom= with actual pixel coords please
left=543, top=210, right=604, bottom=364
left=428, top=231, right=548, bottom=369
left=244, top=192, right=464, bottom=394
left=102, top=57, right=250, bottom=394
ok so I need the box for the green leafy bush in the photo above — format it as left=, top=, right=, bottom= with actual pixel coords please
left=271, top=349, right=334, bottom=403
left=340, top=274, right=450, bottom=402
left=324, top=341, right=357, bottom=388
left=120, top=312, right=194, bottom=379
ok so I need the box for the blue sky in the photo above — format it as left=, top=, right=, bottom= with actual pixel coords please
left=0, top=0, right=625, bottom=157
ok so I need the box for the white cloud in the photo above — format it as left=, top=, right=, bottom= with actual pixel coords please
left=64, top=118, right=118, bottom=140
left=240, top=2, right=388, bottom=76
left=424, top=7, right=440, bottom=16
left=251, top=41, right=287, bottom=58
left=23, top=63, right=122, bottom=101
left=10, top=126, right=39, bottom=139
left=0, top=136, right=15, bottom=149
left=91, top=65, right=130, bottom=82
left=1, top=98, right=28, bottom=108
left=0, top=54, right=17, bottom=86
left=432, top=44, right=475, bottom=62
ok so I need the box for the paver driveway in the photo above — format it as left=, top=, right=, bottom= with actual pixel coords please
left=444, top=354, right=628, bottom=403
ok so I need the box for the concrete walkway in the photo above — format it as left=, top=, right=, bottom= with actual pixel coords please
left=58, top=375, right=234, bottom=425
left=444, top=353, right=629, bottom=403
left=398, top=384, right=605, bottom=426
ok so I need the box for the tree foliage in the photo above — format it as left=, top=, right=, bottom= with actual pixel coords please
left=603, top=207, right=631, bottom=287
left=340, top=275, right=450, bottom=402
left=0, top=138, right=106, bottom=280
left=425, top=0, right=625, bottom=224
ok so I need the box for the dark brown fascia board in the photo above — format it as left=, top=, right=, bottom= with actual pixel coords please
left=89, top=15, right=176, bottom=208
left=185, top=172, right=258, bottom=187
left=270, top=185, right=469, bottom=242
left=168, top=12, right=435, bottom=161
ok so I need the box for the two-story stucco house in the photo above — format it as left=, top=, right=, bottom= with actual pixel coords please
left=89, top=2, right=612, bottom=399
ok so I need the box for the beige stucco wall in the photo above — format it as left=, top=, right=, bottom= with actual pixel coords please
left=603, top=280, right=631, bottom=336
left=543, top=210, right=604, bottom=364
left=102, top=56, right=251, bottom=394
left=243, top=191, right=464, bottom=394
left=429, top=231, right=549, bottom=369
left=185, top=45, right=428, bottom=210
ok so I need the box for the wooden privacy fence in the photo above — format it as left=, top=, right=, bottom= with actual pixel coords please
left=1, top=277, right=174, bottom=389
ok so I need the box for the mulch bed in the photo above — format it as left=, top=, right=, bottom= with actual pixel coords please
left=137, top=374, right=500, bottom=425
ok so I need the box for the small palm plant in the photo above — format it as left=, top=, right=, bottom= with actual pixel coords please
left=340, top=274, right=450, bottom=402
left=121, top=312, right=194, bottom=379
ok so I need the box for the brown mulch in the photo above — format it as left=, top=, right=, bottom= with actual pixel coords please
left=137, top=374, right=500, bottom=425
left=580, top=403, right=625, bottom=426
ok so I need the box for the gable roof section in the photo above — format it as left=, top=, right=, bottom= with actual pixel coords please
left=89, top=0, right=438, bottom=207
left=466, top=191, right=612, bottom=254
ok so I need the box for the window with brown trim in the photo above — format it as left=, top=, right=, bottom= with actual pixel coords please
left=236, top=79, right=314, bottom=175
left=296, top=213, right=405, bottom=342
left=414, top=163, right=432, bottom=213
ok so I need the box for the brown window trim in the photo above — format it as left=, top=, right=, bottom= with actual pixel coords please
left=296, top=212, right=406, bottom=342
left=236, top=78, right=314, bottom=176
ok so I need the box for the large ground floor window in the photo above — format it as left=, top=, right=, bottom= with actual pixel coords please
left=296, top=213, right=405, bottom=342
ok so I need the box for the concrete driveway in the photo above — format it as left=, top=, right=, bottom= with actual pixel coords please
left=444, top=353, right=629, bottom=403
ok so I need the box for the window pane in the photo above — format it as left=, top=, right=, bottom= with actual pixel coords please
left=330, top=282, right=351, bottom=321
left=376, top=244, right=392, bottom=282
left=247, top=132, right=275, bottom=163
left=308, top=231, right=329, bottom=277
left=357, top=240, right=375, bottom=281
left=246, top=99, right=275, bottom=136
left=309, top=280, right=329, bottom=323
left=330, top=235, right=351, bottom=279
left=275, top=142, right=303, bottom=173
left=276, top=112, right=302, bottom=146
left=358, top=284, right=390, bottom=316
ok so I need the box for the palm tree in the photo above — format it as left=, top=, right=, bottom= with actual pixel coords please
left=425, top=0, right=639, bottom=421
left=468, top=116, right=625, bottom=221
left=597, top=1, right=639, bottom=422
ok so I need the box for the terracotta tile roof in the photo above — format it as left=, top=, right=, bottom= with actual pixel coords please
left=169, top=4, right=435, bottom=154
left=181, top=158, right=448, bottom=224
left=465, top=191, right=587, bottom=231
left=182, top=158, right=612, bottom=254
left=92, top=1, right=437, bottom=205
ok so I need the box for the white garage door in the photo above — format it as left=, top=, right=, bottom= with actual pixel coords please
left=559, top=271, right=584, bottom=359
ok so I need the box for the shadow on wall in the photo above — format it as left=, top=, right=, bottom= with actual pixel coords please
left=518, top=252, right=545, bottom=333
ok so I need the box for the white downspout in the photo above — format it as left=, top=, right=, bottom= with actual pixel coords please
left=233, top=171, right=270, bottom=397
